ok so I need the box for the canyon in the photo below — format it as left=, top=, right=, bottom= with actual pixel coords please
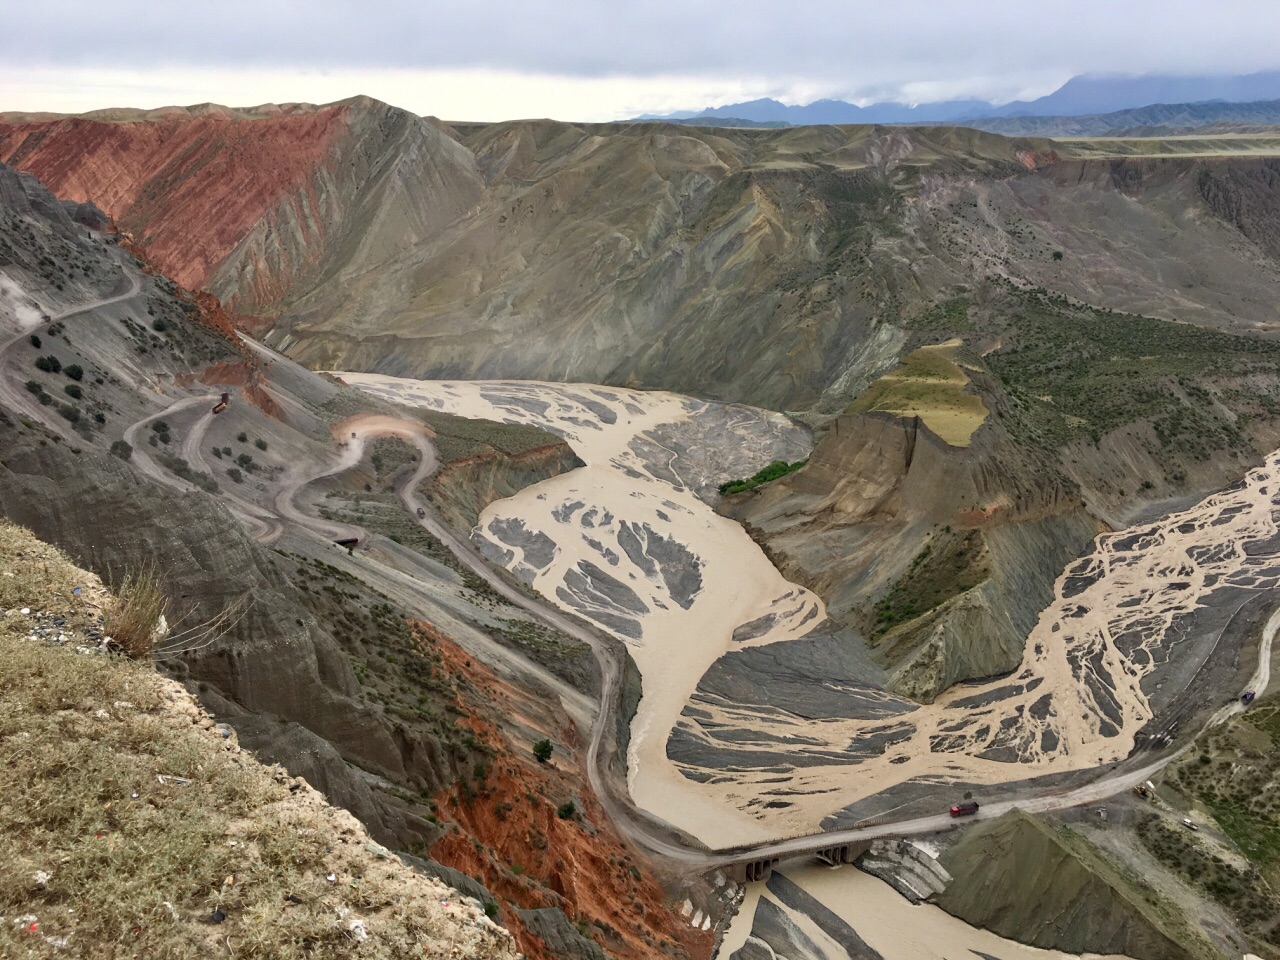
left=6, top=96, right=1280, bottom=959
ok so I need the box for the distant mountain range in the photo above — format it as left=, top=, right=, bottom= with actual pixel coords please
left=964, top=98, right=1280, bottom=137
left=634, top=70, right=1280, bottom=128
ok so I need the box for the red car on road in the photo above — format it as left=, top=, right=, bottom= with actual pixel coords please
left=949, top=801, right=980, bottom=818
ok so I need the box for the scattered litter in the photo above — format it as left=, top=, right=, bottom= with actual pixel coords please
left=208, top=910, right=226, bottom=925
left=130, top=793, right=138, bottom=799
left=326, top=873, right=337, bottom=884
left=223, top=875, right=234, bottom=887
left=285, top=894, right=304, bottom=905
left=73, top=588, right=81, bottom=594
left=94, top=709, right=109, bottom=720
left=348, top=919, right=368, bottom=941
left=33, top=871, right=50, bottom=889
left=13, top=915, right=38, bottom=934
left=163, top=902, right=179, bottom=920
left=365, top=841, right=391, bottom=860
left=226, top=840, right=238, bottom=847
left=20, top=608, right=30, bottom=615
left=156, top=775, right=191, bottom=787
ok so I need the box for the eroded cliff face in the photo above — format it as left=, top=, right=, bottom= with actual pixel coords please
left=0, top=98, right=485, bottom=318
left=425, top=629, right=713, bottom=960
left=934, top=811, right=1205, bottom=960
left=731, top=356, right=1097, bottom=702
left=427, top=441, right=585, bottom=534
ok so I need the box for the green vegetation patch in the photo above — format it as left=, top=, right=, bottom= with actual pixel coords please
left=718, top=458, right=808, bottom=496
left=154, top=452, right=219, bottom=493
left=920, top=283, right=1280, bottom=462
left=872, top=529, right=989, bottom=637
left=848, top=340, right=989, bottom=446
left=1158, top=702, right=1280, bottom=946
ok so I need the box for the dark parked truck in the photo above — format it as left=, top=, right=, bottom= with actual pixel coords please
left=1242, top=690, right=1257, bottom=704
left=949, top=801, right=980, bottom=818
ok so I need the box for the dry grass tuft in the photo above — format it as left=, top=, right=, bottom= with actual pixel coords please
left=104, top=563, right=169, bottom=659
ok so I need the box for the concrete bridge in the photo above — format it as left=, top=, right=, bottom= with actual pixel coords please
left=728, top=839, right=873, bottom=883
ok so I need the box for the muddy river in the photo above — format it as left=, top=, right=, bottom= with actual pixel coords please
left=338, top=374, right=1279, bottom=960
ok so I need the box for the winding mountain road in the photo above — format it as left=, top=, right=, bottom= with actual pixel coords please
left=0, top=260, right=141, bottom=432
left=103, top=352, right=1280, bottom=876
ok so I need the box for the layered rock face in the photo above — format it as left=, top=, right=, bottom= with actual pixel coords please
left=7, top=103, right=1280, bottom=413
left=0, top=98, right=484, bottom=318
left=935, top=811, right=1201, bottom=960
left=730, top=355, right=1096, bottom=701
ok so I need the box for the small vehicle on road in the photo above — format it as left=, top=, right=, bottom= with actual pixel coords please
left=949, top=801, right=980, bottom=818
left=1242, top=690, right=1257, bottom=704
left=1182, top=818, right=1199, bottom=831
left=417, top=507, right=426, bottom=519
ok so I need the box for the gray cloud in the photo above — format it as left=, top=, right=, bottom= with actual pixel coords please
left=7, top=0, right=1280, bottom=105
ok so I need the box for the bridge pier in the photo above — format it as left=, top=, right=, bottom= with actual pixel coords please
left=732, top=857, right=781, bottom=884
left=816, top=843, right=857, bottom=866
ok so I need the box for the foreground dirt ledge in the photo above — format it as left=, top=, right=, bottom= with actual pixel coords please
left=0, top=518, right=518, bottom=959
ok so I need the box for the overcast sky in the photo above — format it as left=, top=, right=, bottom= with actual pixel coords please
left=3, top=0, right=1278, bottom=120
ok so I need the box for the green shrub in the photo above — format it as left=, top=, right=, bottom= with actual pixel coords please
left=226, top=468, right=244, bottom=484
left=64, top=363, right=83, bottom=381
left=719, top=458, right=808, bottom=496
left=556, top=801, right=576, bottom=820
left=27, top=333, right=40, bottom=348
left=254, top=438, right=268, bottom=451
left=109, top=440, right=133, bottom=460
left=33, top=355, right=60, bottom=373
left=63, top=383, right=82, bottom=399
left=533, top=738, right=553, bottom=764
left=23, top=380, right=41, bottom=395
left=57, top=404, right=80, bottom=422
left=237, top=432, right=248, bottom=443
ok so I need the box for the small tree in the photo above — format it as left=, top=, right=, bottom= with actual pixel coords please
left=110, top=440, right=133, bottom=460
left=237, top=432, right=248, bottom=443
left=64, top=364, right=83, bottom=381
left=64, top=383, right=82, bottom=399
left=254, top=438, right=268, bottom=451
left=28, top=334, right=40, bottom=348
left=556, top=801, right=576, bottom=820
left=226, top=467, right=244, bottom=484
left=532, top=739, right=553, bottom=764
